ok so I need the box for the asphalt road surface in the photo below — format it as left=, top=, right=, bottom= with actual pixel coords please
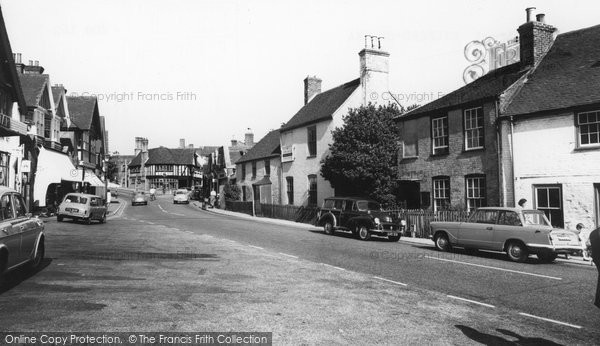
left=1, top=194, right=599, bottom=345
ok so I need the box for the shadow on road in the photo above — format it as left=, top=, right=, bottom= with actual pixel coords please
left=307, top=229, right=394, bottom=242
left=456, top=325, right=564, bottom=345
left=0, top=258, right=52, bottom=295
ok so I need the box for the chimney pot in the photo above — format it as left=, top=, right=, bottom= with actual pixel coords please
left=28, top=60, right=33, bottom=65
left=34, top=60, right=39, bottom=66
left=303, top=76, right=322, bottom=105
left=525, top=7, right=536, bottom=22
left=536, top=13, right=545, bottom=23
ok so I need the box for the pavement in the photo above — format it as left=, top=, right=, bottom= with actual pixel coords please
left=191, top=200, right=596, bottom=267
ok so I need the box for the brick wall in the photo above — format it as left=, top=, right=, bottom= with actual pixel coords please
left=398, top=101, right=500, bottom=210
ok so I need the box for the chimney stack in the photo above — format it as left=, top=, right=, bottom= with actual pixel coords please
left=517, top=8, right=556, bottom=68
left=244, top=128, right=254, bottom=146
left=23, top=59, right=45, bottom=74
left=304, top=76, right=322, bottom=105
left=231, top=138, right=238, bottom=147
left=359, top=35, right=390, bottom=105
left=13, top=53, right=24, bottom=73
left=134, top=137, right=148, bottom=156
left=179, top=138, right=185, bottom=148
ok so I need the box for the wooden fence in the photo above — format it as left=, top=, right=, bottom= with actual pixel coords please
left=225, top=201, right=319, bottom=225
left=390, top=209, right=471, bottom=238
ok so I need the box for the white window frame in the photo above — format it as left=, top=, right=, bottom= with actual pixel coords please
left=465, top=175, right=486, bottom=212
left=577, top=110, right=600, bottom=147
left=432, top=177, right=450, bottom=211
left=432, top=116, right=448, bottom=155
left=464, top=107, right=484, bottom=150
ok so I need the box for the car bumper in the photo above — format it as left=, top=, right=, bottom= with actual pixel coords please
left=372, top=223, right=400, bottom=235
left=527, top=243, right=582, bottom=253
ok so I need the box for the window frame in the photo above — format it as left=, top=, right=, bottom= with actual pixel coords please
left=251, top=161, right=257, bottom=179
left=432, top=176, right=450, bottom=211
left=308, top=174, right=317, bottom=206
left=264, top=159, right=271, bottom=176
left=431, top=115, right=449, bottom=155
left=241, top=163, right=246, bottom=181
left=534, top=184, right=564, bottom=228
left=307, top=125, right=317, bottom=157
left=286, top=177, right=294, bottom=205
left=465, top=174, right=486, bottom=212
left=464, top=107, right=484, bottom=150
left=576, top=110, right=600, bottom=148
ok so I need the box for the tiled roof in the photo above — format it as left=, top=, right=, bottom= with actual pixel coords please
left=129, top=147, right=199, bottom=167
left=51, top=85, right=66, bottom=106
left=280, top=78, right=360, bottom=131
left=0, top=7, right=27, bottom=111
left=400, top=63, right=528, bottom=118
left=66, top=96, right=97, bottom=130
left=504, top=24, right=600, bottom=116
left=19, top=74, right=48, bottom=107
left=236, top=129, right=280, bottom=164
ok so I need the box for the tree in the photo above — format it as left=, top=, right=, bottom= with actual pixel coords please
left=321, top=103, right=409, bottom=207
left=106, top=158, right=119, bottom=182
left=223, top=181, right=241, bottom=201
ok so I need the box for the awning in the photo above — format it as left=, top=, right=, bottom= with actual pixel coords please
left=65, top=169, right=104, bottom=187
left=252, top=176, right=272, bottom=186
left=107, top=182, right=120, bottom=188
left=33, top=147, right=79, bottom=207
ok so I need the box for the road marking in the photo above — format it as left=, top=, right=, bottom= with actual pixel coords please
left=373, top=276, right=408, bottom=287
left=424, top=256, right=562, bottom=280
left=158, top=205, right=168, bottom=213
left=323, top=264, right=346, bottom=271
left=279, top=252, right=298, bottom=259
left=447, top=295, right=495, bottom=308
left=248, top=245, right=264, bottom=250
left=171, top=213, right=185, bottom=216
left=146, top=222, right=155, bottom=225
left=518, top=312, right=582, bottom=329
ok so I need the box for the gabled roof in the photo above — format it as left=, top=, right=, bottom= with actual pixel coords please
left=399, top=63, right=528, bottom=119
left=280, top=78, right=360, bottom=131
left=503, top=24, right=600, bottom=116
left=0, top=7, right=26, bottom=113
left=129, top=147, right=198, bottom=167
left=66, top=96, right=97, bottom=130
left=51, top=85, right=66, bottom=106
left=19, top=73, right=49, bottom=107
left=236, top=129, right=281, bottom=164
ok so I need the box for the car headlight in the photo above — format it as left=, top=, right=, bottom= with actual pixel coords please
left=384, top=216, right=392, bottom=223
left=400, top=219, right=407, bottom=226
left=374, top=217, right=380, bottom=225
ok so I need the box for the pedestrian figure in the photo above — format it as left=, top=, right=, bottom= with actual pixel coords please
left=517, top=198, right=527, bottom=209
left=589, top=226, right=600, bottom=309
left=576, top=223, right=592, bottom=261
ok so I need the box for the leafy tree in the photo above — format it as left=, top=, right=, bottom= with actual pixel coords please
left=321, top=103, right=410, bottom=207
left=223, top=181, right=242, bottom=201
left=106, top=158, right=119, bottom=182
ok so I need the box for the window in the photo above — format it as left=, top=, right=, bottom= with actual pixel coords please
left=465, top=175, right=486, bottom=212
left=432, top=177, right=450, bottom=211
left=535, top=185, right=564, bottom=228
left=307, top=125, right=317, bottom=157
left=469, top=209, right=498, bottom=224
left=464, top=107, right=484, bottom=150
left=251, top=162, right=257, bottom=179
left=286, top=177, right=294, bottom=205
left=343, top=200, right=354, bottom=211
left=12, top=194, right=27, bottom=217
left=156, top=165, right=173, bottom=172
left=0, top=152, right=9, bottom=187
left=264, top=159, right=270, bottom=176
left=0, top=194, right=13, bottom=220
left=577, top=110, right=600, bottom=147
left=308, top=175, right=317, bottom=206
left=242, top=186, right=247, bottom=201
left=241, top=163, right=246, bottom=181
left=400, top=121, right=418, bottom=159
left=498, top=211, right=522, bottom=226
left=334, top=199, right=343, bottom=210
left=431, top=116, right=449, bottom=155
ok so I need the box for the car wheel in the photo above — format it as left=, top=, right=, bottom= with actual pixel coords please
left=388, top=235, right=401, bottom=242
left=323, top=221, right=334, bottom=235
left=57, top=215, right=63, bottom=222
left=28, top=239, right=44, bottom=270
left=100, top=213, right=106, bottom=224
left=358, top=225, right=370, bottom=241
left=537, top=252, right=558, bottom=263
left=434, top=233, right=451, bottom=252
left=507, top=241, right=529, bottom=262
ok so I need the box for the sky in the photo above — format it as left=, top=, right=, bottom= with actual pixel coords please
left=2, top=0, right=599, bottom=155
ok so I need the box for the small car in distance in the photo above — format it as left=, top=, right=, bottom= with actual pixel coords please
left=57, top=193, right=107, bottom=224
left=430, top=207, right=581, bottom=263
left=131, top=192, right=148, bottom=206
left=0, top=186, right=45, bottom=279
left=173, top=189, right=190, bottom=204
left=317, top=197, right=401, bottom=241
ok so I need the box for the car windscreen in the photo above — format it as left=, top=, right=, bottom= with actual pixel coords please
left=522, top=211, right=551, bottom=226
left=176, top=190, right=187, bottom=194
left=64, top=195, right=87, bottom=204
left=356, top=201, right=381, bottom=211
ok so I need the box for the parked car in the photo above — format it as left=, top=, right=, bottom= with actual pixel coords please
left=111, top=189, right=119, bottom=198
left=316, top=197, right=401, bottom=241
left=0, top=186, right=45, bottom=279
left=131, top=192, right=148, bottom=206
left=57, top=193, right=107, bottom=224
left=173, top=189, right=190, bottom=204
left=430, top=207, right=581, bottom=263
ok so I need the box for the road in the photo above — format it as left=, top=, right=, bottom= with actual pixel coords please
left=0, top=193, right=599, bottom=345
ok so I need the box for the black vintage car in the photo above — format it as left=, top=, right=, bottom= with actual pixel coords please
left=316, top=197, right=401, bottom=241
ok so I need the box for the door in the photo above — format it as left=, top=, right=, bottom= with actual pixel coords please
left=459, top=209, right=498, bottom=249
left=0, top=193, right=19, bottom=268
left=11, top=193, right=36, bottom=262
left=340, top=200, right=359, bottom=230
left=494, top=210, right=524, bottom=251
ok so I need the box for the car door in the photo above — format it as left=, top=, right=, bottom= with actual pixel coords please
left=89, top=197, right=100, bottom=219
left=11, top=193, right=38, bottom=262
left=459, top=210, right=498, bottom=250
left=494, top=211, right=524, bottom=251
left=0, top=193, right=20, bottom=269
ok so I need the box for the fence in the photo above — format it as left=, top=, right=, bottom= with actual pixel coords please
left=391, top=209, right=471, bottom=238
left=225, top=201, right=319, bottom=225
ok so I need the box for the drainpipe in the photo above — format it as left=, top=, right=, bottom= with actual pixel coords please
left=494, top=99, right=503, bottom=207
left=509, top=116, right=516, bottom=207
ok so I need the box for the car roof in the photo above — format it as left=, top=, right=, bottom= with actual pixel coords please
left=65, top=193, right=100, bottom=198
left=324, top=197, right=378, bottom=203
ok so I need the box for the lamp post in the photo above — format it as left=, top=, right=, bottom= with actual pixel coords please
left=103, top=156, right=109, bottom=204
